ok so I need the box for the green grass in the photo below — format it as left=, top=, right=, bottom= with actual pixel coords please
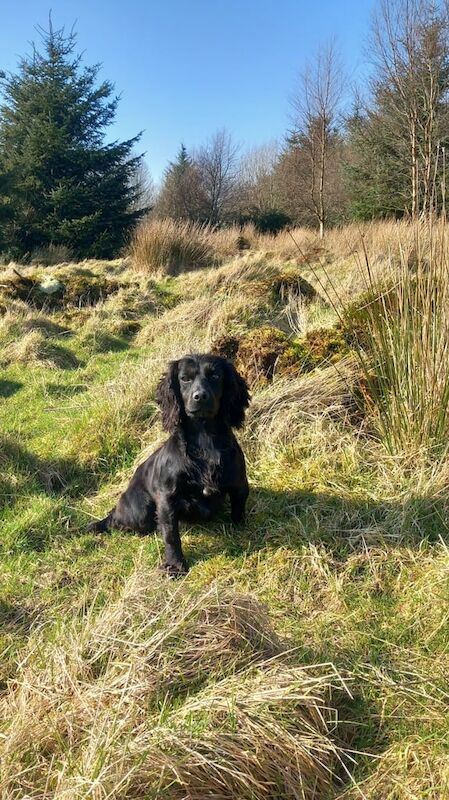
left=2, top=239, right=449, bottom=798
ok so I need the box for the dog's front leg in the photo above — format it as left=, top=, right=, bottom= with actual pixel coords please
left=229, top=484, right=249, bottom=524
left=157, top=499, right=188, bottom=577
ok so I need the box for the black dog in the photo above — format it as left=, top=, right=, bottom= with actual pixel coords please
left=89, top=354, right=250, bottom=576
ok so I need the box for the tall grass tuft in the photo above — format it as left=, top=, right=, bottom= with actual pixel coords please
left=350, top=234, right=449, bottom=463
left=129, top=217, right=239, bottom=275
left=285, top=222, right=449, bottom=468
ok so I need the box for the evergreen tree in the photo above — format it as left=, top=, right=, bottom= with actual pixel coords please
left=345, top=102, right=410, bottom=220
left=157, top=144, right=204, bottom=220
left=0, top=21, right=145, bottom=259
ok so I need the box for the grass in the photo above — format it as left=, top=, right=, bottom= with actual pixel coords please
left=1, top=570, right=347, bottom=799
left=129, top=217, right=242, bottom=275
left=2, top=221, right=449, bottom=797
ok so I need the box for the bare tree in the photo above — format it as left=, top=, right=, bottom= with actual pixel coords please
left=275, top=131, right=347, bottom=227
left=195, top=129, right=240, bottom=224
left=238, top=141, right=280, bottom=215
left=371, top=0, right=449, bottom=219
left=129, top=159, right=156, bottom=212
left=290, top=41, right=344, bottom=237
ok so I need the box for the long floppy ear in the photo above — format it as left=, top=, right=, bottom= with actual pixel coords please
left=155, top=360, right=183, bottom=432
left=220, top=358, right=250, bottom=428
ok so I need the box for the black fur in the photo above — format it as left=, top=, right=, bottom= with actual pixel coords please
left=88, top=354, right=250, bottom=576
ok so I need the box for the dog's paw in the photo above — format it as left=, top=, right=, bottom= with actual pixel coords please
left=160, top=560, right=189, bottom=579
left=85, top=519, right=108, bottom=534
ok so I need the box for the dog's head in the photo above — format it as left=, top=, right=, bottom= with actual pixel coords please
left=156, top=354, right=250, bottom=432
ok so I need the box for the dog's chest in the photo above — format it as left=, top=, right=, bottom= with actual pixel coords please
left=185, top=435, right=227, bottom=496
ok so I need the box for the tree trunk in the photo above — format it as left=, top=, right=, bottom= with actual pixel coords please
left=319, top=117, right=326, bottom=238
left=411, top=119, right=418, bottom=220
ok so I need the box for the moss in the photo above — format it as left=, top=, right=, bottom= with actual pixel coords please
left=302, top=327, right=349, bottom=367
left=272, top=269, right=319, bottom=303
left=1, top=271, right=121, bottom=310
left=212, top=325, right=348, bottom=385
left=210, top=334, right=240, bottom=361
left=262, top=326, right=349, bottom=381
left=234, top=326, right=295, bottom=386
left=60, top=275, right=121, bottom=307
left=276, top=341, right=310, bottom=377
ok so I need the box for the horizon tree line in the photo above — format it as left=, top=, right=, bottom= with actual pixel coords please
left=1, top=0, right=449, bottom=260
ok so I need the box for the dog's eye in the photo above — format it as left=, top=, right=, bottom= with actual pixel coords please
left=209, top=373, right=219, bottom=381
left=180, top=376, right=192, bottom=383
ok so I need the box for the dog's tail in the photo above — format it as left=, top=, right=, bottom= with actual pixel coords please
left=86, top=512, right=112, bottom=534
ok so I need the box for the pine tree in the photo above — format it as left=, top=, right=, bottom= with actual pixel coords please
left=345, top=103, right=410, bottom=220
left=0, top=21, right=145, bottom=259
left=157, top=144, right=204, bottom=220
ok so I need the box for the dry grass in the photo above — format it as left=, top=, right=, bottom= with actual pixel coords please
left=0, top=306, right=75, bottom=368
left=135, top=296, right=215, bottom=347
left=339, top=742, right=449, bottom=799
left=4, top=221, right=449, bottom=799
left=0, top=566, right=347, bottom=800
left=245, top=358, right=359, bottom=447
left=129, top=218, right=449, bottom=303
left=129, top=217, right=240, bottom=275
left=2, top=329, right=73, bottom=368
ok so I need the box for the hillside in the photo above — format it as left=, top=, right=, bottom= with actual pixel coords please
left=1, top=223, right=449, bottom=798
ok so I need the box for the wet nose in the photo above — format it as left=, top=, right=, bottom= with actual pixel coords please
left=192, top=388, right=208, bottom=402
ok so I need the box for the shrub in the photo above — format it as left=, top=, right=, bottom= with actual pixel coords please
left=304, top=226, right=449, bottom=463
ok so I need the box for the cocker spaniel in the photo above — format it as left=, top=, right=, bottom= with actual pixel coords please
left=88, top=354, right=250, bottom=576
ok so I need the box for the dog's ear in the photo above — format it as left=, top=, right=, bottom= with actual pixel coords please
left=220, top=359, right=250, bottom=428
left=156, top=360, right=183, bottom=432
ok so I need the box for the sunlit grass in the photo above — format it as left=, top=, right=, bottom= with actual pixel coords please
left=2, top=223, right=449, bottom=797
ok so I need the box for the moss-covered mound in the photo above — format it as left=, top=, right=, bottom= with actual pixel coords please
left=213, top=323, right=349, bottom=386
left=302, top=327, right=349, bottom=368
left=212, top=326, right=300, bottom=386
left=210, top=333, right=240, bottom=361
left=1, top=270, right=121, bottom=310
left=272, top=269, right=320, bottom=303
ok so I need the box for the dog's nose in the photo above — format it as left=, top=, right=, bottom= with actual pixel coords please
left=192, top=388, right=208, bottom=402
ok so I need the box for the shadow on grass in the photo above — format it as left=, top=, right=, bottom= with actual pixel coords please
left=0, top=598, right=35, bottom=635
left=43, top=341, right=83, bottom=370
left=45, top=382, right=88, bottom=398
left=83, top=333, right=131, bottom=355
left=0, top=433, right=100, bottom=503
left=185, top=485, right=449, bottom=566
left=0, top=379, right=23, bottom=398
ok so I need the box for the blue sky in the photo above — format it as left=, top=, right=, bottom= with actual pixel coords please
left=1, top=0, right=374, bottom=182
